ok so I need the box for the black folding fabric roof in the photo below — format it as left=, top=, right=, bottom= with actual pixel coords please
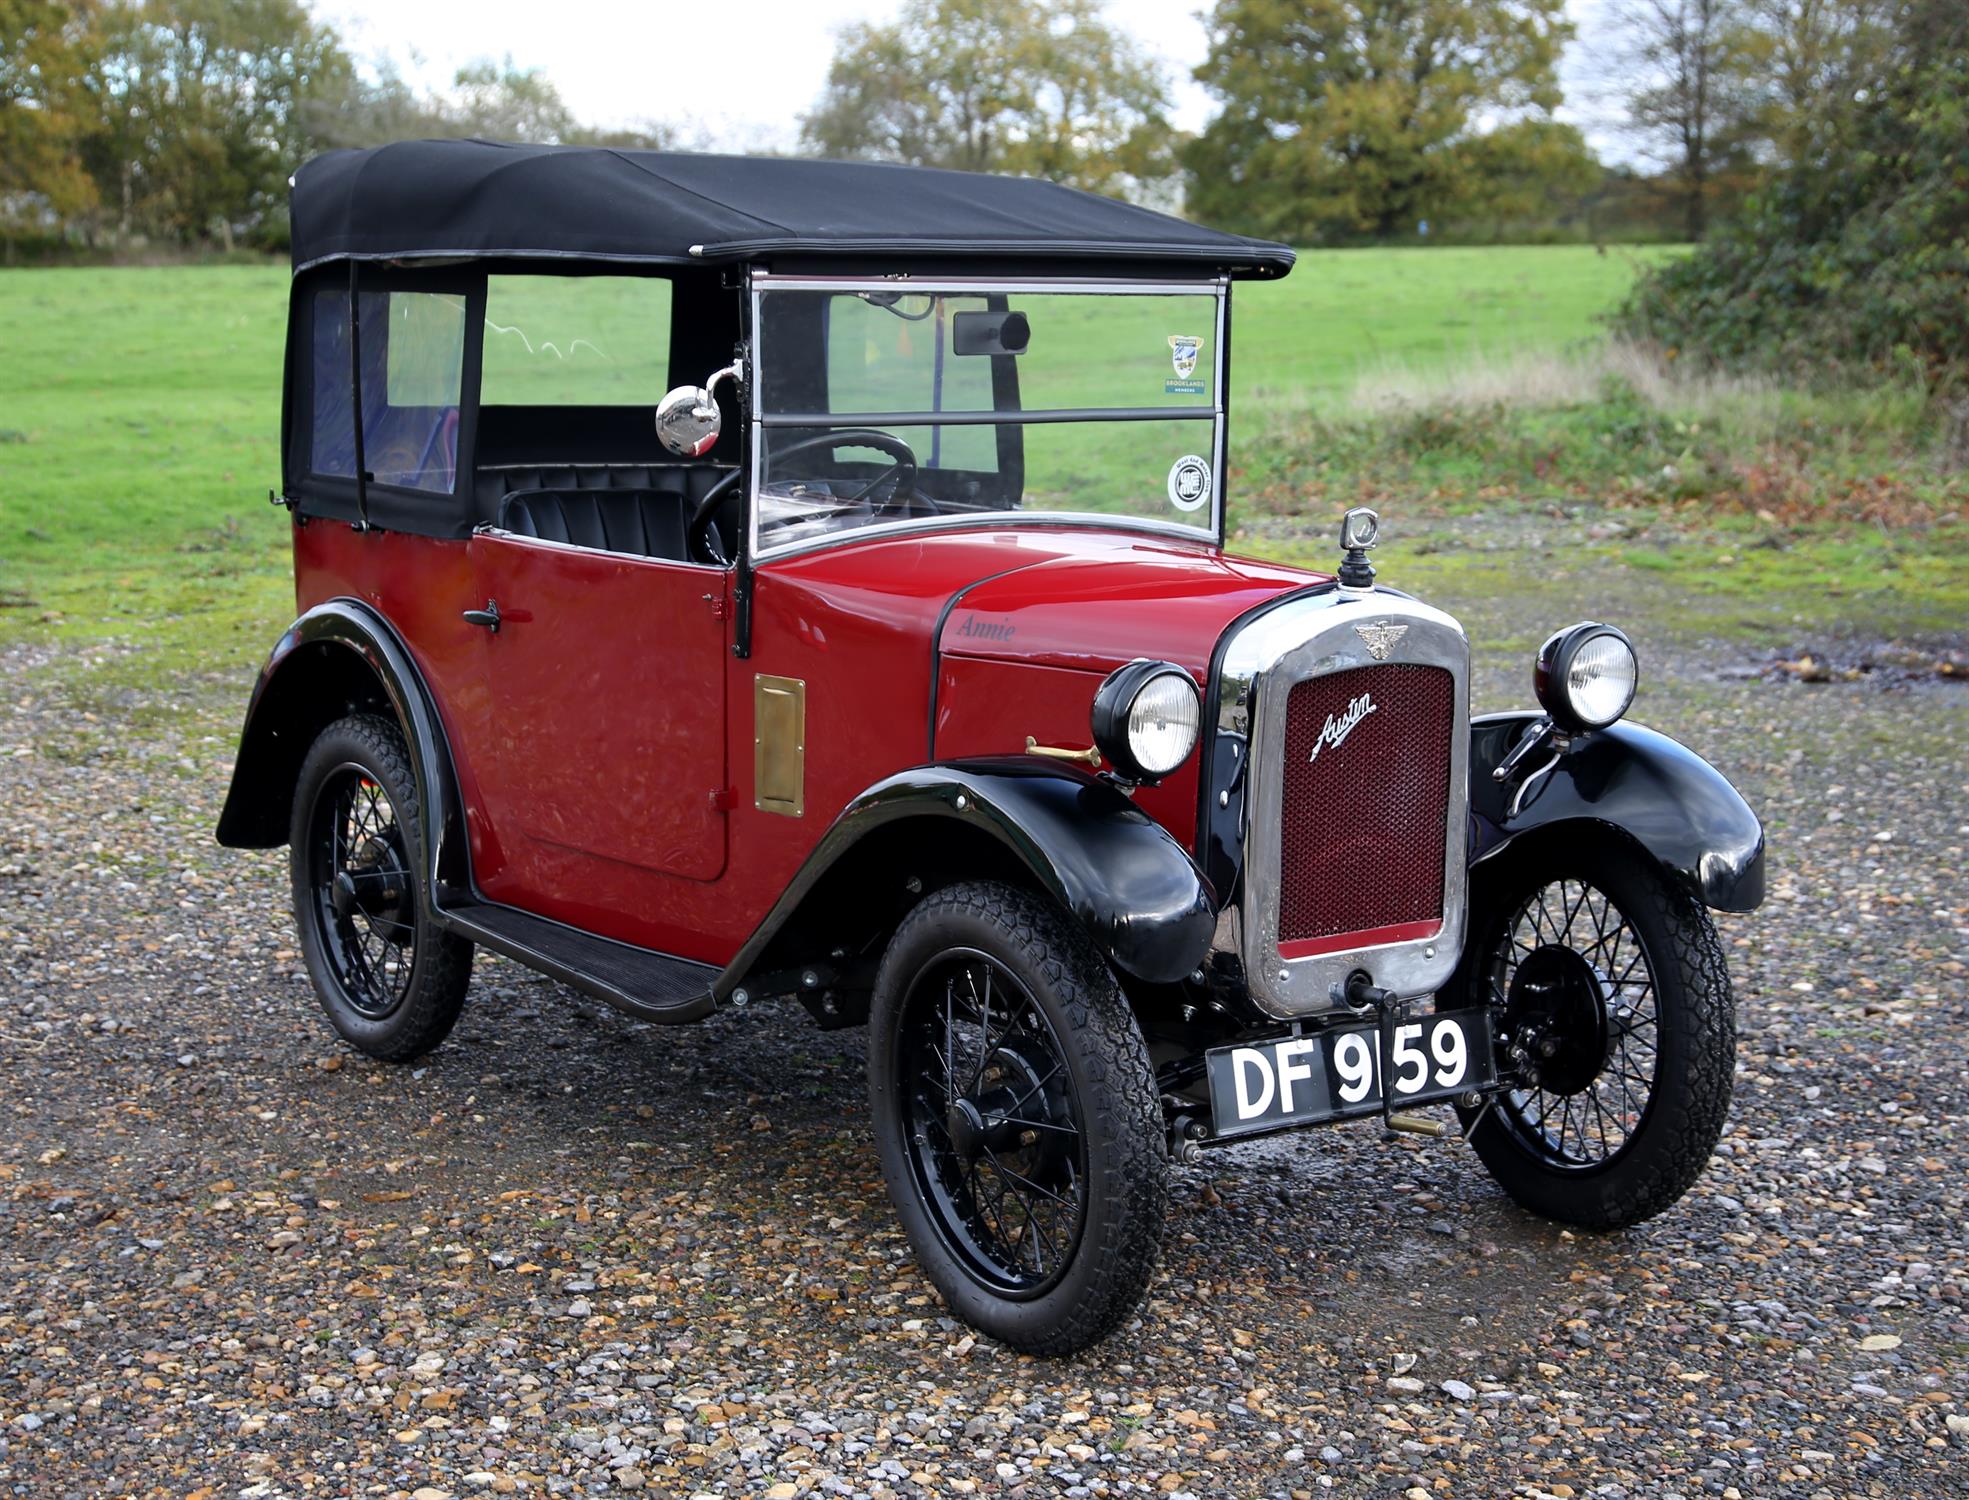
left=289, top=139, right=1295, bottom=279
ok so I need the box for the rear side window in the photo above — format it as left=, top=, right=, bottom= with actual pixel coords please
left=481, top=275, right=672, bottom=404
left=311, top=289, right=467, bottom=493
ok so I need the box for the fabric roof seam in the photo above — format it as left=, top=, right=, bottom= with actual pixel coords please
left=293, top=242, right=1289, bottom=276
left=607, top=148, right=794, bottom=237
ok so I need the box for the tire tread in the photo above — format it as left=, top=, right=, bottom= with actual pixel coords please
left=872, top=881, right=1168, bottom=1355
left=289, top=714, right=472, bottom=1063
left=1460, top=845, right=1736, bottom=1230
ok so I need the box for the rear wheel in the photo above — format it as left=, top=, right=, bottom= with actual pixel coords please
left=289, top=714, right=472, bottom=1061
left=868, top=882, right=1168, bottom=1355
left=1452, top=842, right=1735, bottom=1229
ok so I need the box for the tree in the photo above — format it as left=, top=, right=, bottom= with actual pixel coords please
left=800, top=0, right=1176, bottom=200
left=0, top=0, right=104, bottom=240
left=80, top=0, right=355, bottom=246
left=1616, top=0, right=1968, bottom=377
left=292, top=57, right=445, bottom=153
left=1603, top=0, right=1761, bottom=238
left=1186, top=0, right=1580, bottom=243
left=1731, top=0, right=1896, bottom=170
left=293, top=58, right=673, bottom=156
left=446, top=60, right=576, bottom=144
left=1454, top=119, right=1603, bottom=231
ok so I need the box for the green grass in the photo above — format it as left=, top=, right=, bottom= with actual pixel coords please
left=0, top=247, right=1665, bottom=578
left=788, top=247, right=1681, bottom=521
left=0, top=248, right=1959, bottom=735
left=0, top=266, right=294, bottom=720
left=1240, top=374, right=1965, bottom=516
left=0, top=265, right=288, bottom=567
left=1232, top=245, right=1684, bottom=404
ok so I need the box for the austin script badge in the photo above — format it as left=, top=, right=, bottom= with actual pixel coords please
left=1307, top=693, right=1376, bottom=763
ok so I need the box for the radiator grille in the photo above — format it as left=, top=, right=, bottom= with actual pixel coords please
left=1277, top=664, right=1453, bottom=956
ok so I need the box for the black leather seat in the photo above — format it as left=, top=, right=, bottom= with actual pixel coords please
left=476, top=464, right=724, bottom=510
left=499, top=488, right=689, bottom=560
left=478, top=464, right=737, bottom=561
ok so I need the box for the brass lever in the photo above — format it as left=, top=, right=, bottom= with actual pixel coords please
left=1024, top=737, right=1101, bottom=769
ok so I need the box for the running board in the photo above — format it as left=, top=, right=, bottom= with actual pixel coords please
left=436, top=900, right=719, bottom=1024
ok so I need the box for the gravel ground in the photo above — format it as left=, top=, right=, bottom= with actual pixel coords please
left=2, top=534, right=1965, bottom=1500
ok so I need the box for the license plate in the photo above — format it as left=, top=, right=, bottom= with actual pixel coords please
left=1205, top=1008, right=1496, bottom=1139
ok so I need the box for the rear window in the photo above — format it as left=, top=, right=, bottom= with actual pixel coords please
left=481, top=275, right=673, bottom=404
left=311, top=289, right=467, bottom=494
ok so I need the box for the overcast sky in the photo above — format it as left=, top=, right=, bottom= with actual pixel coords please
left=313, top=0, right=1626, bottom=159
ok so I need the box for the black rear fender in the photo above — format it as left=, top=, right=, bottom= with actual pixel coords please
left=725, top=761, right=1218, bottom=1000
left=214, top=600, right=468, bottom=894
left=1470, top=713, right=1765, bottom=912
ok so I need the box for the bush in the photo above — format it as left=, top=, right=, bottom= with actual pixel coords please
left=1615, top=6, right=1968, bottom=386
left=1235, top=348, right=1965, bottom=526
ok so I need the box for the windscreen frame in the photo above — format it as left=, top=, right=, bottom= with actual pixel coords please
left=746, top=272, right=1230, bottom=562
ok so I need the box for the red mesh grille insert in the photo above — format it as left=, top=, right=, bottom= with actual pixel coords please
left=1277, top=664, right=1452, bottom=955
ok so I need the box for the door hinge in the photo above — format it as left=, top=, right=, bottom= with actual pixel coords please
left=709, top=787, right=735, bottom=812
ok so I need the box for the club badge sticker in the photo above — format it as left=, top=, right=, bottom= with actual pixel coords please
left=1167, top=454, right=1212, bottom=513
left=1166, top=334, right=1206, bottom=396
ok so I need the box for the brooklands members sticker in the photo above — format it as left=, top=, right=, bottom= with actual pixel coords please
left=1167, top=454, right=1212, bottom=512
left=1165, top=334, right=1206, bottom=395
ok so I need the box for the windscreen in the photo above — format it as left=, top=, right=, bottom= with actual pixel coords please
left=753, top=283, right=1223, bottom=555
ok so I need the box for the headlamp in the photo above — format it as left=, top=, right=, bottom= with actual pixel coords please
left=1535, top=622, right=1638, bottom=732
left=1091, top=660, right=1201, bottom=781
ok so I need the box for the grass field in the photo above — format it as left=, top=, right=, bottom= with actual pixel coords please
left=0, top=246, right=1962, bottom=707
left=0, top=248, right=1670, bottom=574
left=1234, top=245, right=1680, bottom=402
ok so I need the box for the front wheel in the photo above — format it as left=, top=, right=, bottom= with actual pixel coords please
left=1451, top=842, right=1736, bottom=1229
left=868, top=882, right=1168, bottom=1355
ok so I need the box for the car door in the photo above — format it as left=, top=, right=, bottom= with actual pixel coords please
left=463, top=530, right=729, bottom=886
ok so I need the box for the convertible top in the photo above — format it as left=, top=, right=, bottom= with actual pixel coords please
left=288, top=139, right=1296, bottom=279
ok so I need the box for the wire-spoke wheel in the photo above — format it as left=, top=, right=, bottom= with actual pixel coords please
left=897, top=950, right=1088, bottom=1295
left=308, top=764, right=417, bottom=1017
left=1490, top=875, right=1662, bottom=1169
left=869, top=882, right=1167, bottom=1355
left=290, top=715, right=472, bottom=1061
left=1451, top=842, right=1735, bottom=1230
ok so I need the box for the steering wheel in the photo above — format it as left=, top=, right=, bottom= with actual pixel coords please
left=769, top=429, right=921, bottom=510
left=688, top=468, right=742, bottom=566
left=685, top=430, right=928, bottom=566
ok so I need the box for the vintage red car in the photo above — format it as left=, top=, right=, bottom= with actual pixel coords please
left=219, top=141, right=1765, bottom=1353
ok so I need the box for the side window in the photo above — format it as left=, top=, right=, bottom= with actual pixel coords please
left=310, top=288, right=467, bottom=494
left=481, top=275, right=672, bottom=404
left=310, top=290, right=356, bottom=479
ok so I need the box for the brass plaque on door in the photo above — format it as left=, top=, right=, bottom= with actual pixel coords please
left=753, top=674, right=806, bottom=817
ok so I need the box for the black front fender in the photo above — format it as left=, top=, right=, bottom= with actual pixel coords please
left=724, top=760, right=1218, bottom=992
left=1470, top=713, right=1765, bottom=912
left=214, top=600, right=468, bottom=895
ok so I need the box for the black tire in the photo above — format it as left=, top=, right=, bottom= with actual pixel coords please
left=288, top=714, right=473, bottom=1062
left=868, top=881, right=1168, bottom=1355
left=1450, top=840, right=1735, bottom=1229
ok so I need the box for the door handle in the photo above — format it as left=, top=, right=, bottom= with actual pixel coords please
left=462, top=599, right=502, bottom=633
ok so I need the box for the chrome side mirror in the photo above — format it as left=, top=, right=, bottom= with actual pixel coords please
left=655, top=363, right=739, bottom=458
